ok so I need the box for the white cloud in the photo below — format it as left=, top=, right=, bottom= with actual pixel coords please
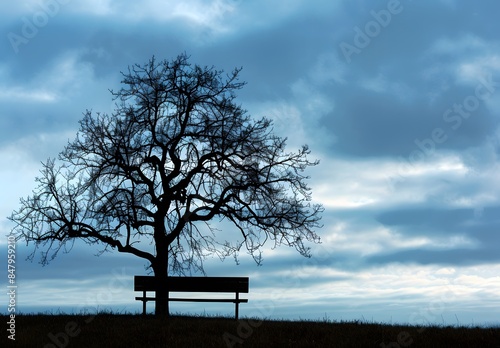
left=429, top=34, right=487, bottom=56
left=170, top=0, right=237, bottom=28
left=0, top=51, right=97, bottom=105
left=64, top=0, right=114, bottom=16
left=0, top=131, right=75, bottom=219
left=457, top=55, right=500, bottom=85
left=311, top=154, right=474, bottom=210
left=308, top=52, right=347, bottom=85
left=42, top=51, right=96, bottom=96
left=424, top=35, right=500, bottom=91
left=360, top=73, right=415, bottom=101
left=317, top=220, right=478, bottom=262
left=249, top=262, right=500, bottom=323
left=64, top=0, right=239, bottom=34
left=249, top=100, right=306, bottom=142
left=291, top=79, right=334, bottom=117
left=0, top=87, right=58, bottom=102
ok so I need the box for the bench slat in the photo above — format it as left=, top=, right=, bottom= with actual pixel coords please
left=134, top=276, right=249, bottom=293
left=135, top=297, right=248, bottom=303
left=135, top=297, right=157, bottom=301
left=167, top=298, right=248, bottom=303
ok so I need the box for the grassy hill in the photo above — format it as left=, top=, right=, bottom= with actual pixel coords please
left=3, top=313, right=499, bottom=347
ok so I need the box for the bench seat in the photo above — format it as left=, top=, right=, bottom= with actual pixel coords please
left=134, top=276, right=249, bottom=319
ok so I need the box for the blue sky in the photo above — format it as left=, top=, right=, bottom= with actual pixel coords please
left=1, top=0, right=500, bottom=327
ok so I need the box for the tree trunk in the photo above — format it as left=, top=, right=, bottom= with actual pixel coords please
left=152, top=213, right=170, bottom=317
left=152, top=256, right=169, bottom=317
left=151, top=210, right=176, bottom=317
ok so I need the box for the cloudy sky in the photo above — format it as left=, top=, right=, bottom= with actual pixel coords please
left=1, top=0, right=500, bottom=328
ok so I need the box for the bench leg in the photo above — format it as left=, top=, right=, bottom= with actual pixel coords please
left=142, top=291, right=147, bottom=316
left=235, top=293, right=239, bottom=320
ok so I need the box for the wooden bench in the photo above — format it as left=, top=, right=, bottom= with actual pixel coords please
left=134, top=276, right=249, bottom=319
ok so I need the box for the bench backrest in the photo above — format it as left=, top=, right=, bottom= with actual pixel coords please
left=134, top=276, right=249, bottom=293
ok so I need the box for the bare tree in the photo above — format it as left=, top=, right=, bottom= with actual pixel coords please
left=9, top=54, right=323, bottom=316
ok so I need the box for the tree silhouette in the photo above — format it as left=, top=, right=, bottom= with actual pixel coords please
left=9, top=54, right=323, bottom=316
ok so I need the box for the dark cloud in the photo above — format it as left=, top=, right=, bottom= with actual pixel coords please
left=372, top=205, right=500, bottom=266
left=320, top=0, right=500, bottom=158
left=377, top=206, right=500, bottom=241
left=368, top=247, right=500, bottom=266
